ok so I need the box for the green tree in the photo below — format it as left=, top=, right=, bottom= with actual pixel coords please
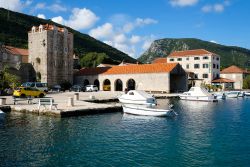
left=243, top=75, right=250, bottom=89
left=80, top=52, right=115, bottom=67
left=0, top=66, right=20, bottom=89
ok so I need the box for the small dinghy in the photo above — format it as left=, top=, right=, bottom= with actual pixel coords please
left=122, top=104, right=176, bottom=117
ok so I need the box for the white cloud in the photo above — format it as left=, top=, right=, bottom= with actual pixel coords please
left=114, top=34, right=127, bottom=43
left=67, top=8, right=99, bottom=30
left=52, top=8, right=99, bottom=30
left=123, top=18, right=158, bottom=33
left=52, top=16, right=65, bottom=24
left=202, top=1, right=230, bottom=13
left=32, top=3, right=67, bottom=13
left=0, top=0, right=31, bottom=11
left=49, top=4, right=67, bottom=12
left=89, top=18, right=157, bottom=58
left=37, top=14, right=46, bottom=19
left=214, top=4, right=224, bottom=12
left=170, top=0, right=199, bottom=7
left=34, top=3, right=46, bottom=10
left=130, top=35, right=141, bottom=44
left=89, top=23, right=114, bottom=39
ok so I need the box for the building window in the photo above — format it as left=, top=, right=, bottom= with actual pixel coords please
left=169, top=58, right=174, bottom=61
left=203, top=64, right=208, bottom=68
left=3, top=53, right=7, bottom=60
left=186, top=57, right=189, bottom=60
left=14, top=55, right=19, bottom=61
left=64, top=48, right=68, bottom=53
left=194, top=57, right=200, bottom=60
left=177, top=58, right=182, bottom=61
left=194, top=74, right=198, bottom=79
left=216, top=57, right=220, bottom=61
left=194, top=64, right=200, bottom=69
left=203, top=74, right=208, bottom=78
left=186, top=64, right=189, bottom=69
left=203, top=56, right=209, bottom=60
left=217, top=65, right=219, bottom=69
left=213, top=64, right=216, bottom=68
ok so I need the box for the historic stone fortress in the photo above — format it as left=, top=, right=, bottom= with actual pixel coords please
left=28, top=24, right=73, bottom=86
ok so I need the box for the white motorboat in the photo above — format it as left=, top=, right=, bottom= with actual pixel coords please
left=179, top=87, right=218, bottom=102
left=225, top=91, right=240, bottom=98
left=118, top=90, right=156, bottom=105
left=245, top=92, right=250, bottom=97
left=238, top=91, right=245, bottom=97
left=122, top=104, right=176, bottom=117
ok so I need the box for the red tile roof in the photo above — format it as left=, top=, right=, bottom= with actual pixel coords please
left=5, top=46, right=28, bottom=56
left=30, top=24, right=71, bottom=34
left=168, top=49, right=215, bottom=57
left=75, top=63, right=178, bottom=76
left=152, top=58, right=167, bottom=64
left=212, top=78, right=235, bottom=83
left=221, top=65, right=249, bottom=74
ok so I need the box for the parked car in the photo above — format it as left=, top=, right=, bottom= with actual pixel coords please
left=21, top=82, right=48, bottom=92
left=103, top=85, right=111, bottom=91
left=13, top=87, right=46, bottom=98
left=70, top=85, right=85, bottom=92
left=51, top=85, right=64, bottom=92
left=85, top=85, right=98, bottom=92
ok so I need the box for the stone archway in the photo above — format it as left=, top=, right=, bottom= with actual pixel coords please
left=115, top=79, right=123, bottom=91
left=127, top=79, right=136, bottom=90
left=83, top=79, right=89, bottom=86
left=103, top=79, right=111, bottom=91
left=94, top=79, right=100, bottom=90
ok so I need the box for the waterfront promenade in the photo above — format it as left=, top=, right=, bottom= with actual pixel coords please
left=0, top=91, right=179, bottom=117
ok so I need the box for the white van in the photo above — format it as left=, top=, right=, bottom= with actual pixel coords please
left=85, top=85, right=98, bottom=92
left=21, top=82, right=48, bottom=92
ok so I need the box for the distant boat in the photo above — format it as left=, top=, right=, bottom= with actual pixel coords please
left=179, top=87, right=218, bottom=102
left=214, top=92, right=226, bottom=100
left=122, top=104, right=176, bottom=117
left=244, top=92, right=250, bottom=97
left=225, top=91, right=240, bottom=98
left=238, top=91, right=245, bottom=97
left=118, top=90, right=156, bottom=105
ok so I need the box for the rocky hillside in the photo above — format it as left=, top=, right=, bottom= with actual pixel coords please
left=0, top=8, right=136, bottom=65
left=138, top=38, right=250, bottom=68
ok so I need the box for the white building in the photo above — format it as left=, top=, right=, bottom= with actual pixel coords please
left=220, top=65, right=250, bottom=89
left=167, top=49, right=220, bottom=86
left=74, top=63, right=188, bottom=93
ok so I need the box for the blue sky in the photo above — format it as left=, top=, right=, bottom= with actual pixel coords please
left=0, top=0, right=250, bottom=58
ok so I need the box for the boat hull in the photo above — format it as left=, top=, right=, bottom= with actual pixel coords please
left=122, top=105, right=175, bottom=117
left=118, top=97, right=156, bottom=105
left=179, top=95, right=218, bottom=102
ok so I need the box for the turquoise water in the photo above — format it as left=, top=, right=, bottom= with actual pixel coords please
left=1, top=98, right=250, bottom=167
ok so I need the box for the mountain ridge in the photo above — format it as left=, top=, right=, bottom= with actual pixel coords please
left=138, top=38, right=250, bottom=68
left=0, top=8, right=136, bottom=65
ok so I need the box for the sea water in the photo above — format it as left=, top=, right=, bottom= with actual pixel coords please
left=1, top=98, right=250, bottom=167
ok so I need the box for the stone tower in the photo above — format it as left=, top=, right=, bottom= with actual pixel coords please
left=28, top=24, right=73, bottom=86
